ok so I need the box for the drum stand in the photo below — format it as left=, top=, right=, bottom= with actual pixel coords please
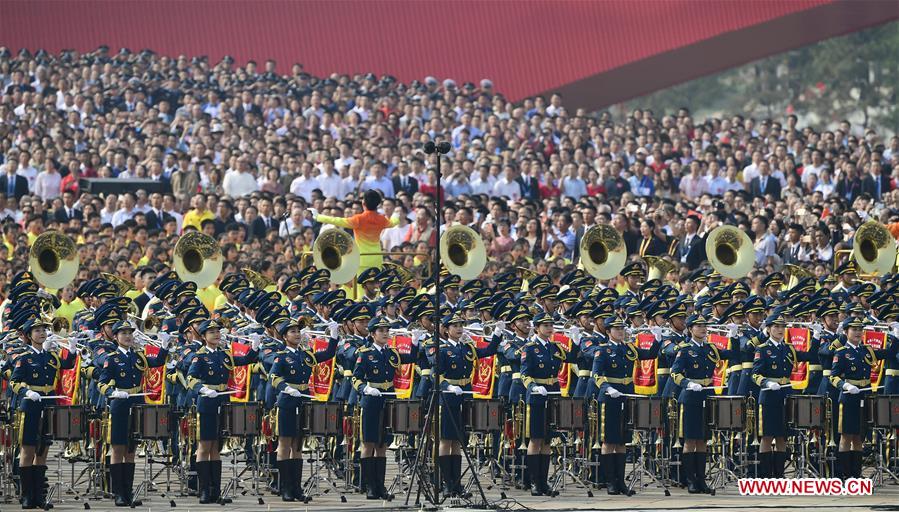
left=45, top=447, right=86, bottom=508
left=220, top=436, right=264, bottom=503
left=708, top=430, right=741, bottom=491
left=547, top=432, right=593, bottom=496
left=387, top=436, right=415, bottom=496
left=625, top=430, right=670, bottom=496
left=302, top=435, right=347, bottom=502
left=870, top=427, right=899, bottom=486
left=791, top=429, right=821, bottom=478
left=462, top=432, right=511, bottom=492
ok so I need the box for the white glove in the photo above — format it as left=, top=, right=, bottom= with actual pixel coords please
left=110, top=390, right=129, bottom=399
left=42, top=340, right=57, bottom=352
left=166, top=360, right=177, bottom=370
left=726, top=323, right=739, bottom=338
left=411, top=329, right=425, bottom=345
left=766, top=381, right=781, bottom=391
left=493, top=321, right=506, bottom=334
left=157, top=331, right=172, bottom=345
left=327, top=321, right=339, bottom=339
left=650, top=326, right=664, bottom=341
left=250, top=334, right=262, bottom=351
left=82, top=355, right=92, bottom=366
left=532, top=386, right=548, bottom=396
left=890, top=322, right=899, bottom=337
left=687, top=382, right=703, bottom=392
left=68, top=337, right=78, bottom=352
left=447, top=385, right=464, bottom=396
left=199, top=386, right=219, bottom=398
left=285, top=387, right=302, bottom=398
left=363, top=385, right=381, bottom=397
left=308, top=207, right=319, bottom=220
left=25, top=390, right=41, bottom=401
left=842, top=382, right=860, bottom=395
left=569, top=326, right=581, bottom=343
left=606, top=388, right=622, bottom=398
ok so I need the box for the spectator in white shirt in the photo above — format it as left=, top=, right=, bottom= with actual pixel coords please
left=15, top=151, right=38, bottom=191
left=111, top=193, right=137, bottom=227
left=741, top=150, right=763, bottom=186
left=361, top=162, right=395, bottom=198
left=492, top=167, right=521, bottom=201
left=278, top=206, right=308, bottom=237
left=469, top=166, right=496, bottom=196
left=222, top=158, right=259, bottom=197
left=100, top=193, right=118, bottom=225
left=34, top=158, right=62, bottom=201
left=381, top=205, right=411, bottom=250
left=289, top=162, right=320, bottom=202
left=316, top=159, right=343, bottom=199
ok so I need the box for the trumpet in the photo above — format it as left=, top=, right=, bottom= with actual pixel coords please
left=134, top=330, right=177, bottom=350
left=626, top=325, right=676, bottom=337
left=707, top=325, right=745, bottom=337
left=45, top=335, right=92, bottom=358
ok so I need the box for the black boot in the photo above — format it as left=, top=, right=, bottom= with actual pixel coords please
left=617, top=453, right=633, bottom=496
left=595, top=451, right=607, bottom=488
left=451, top=455, right=468, bottom=499
left=109, top=463, right=126, bottom=507
left=294, top=459, right=308, bottom=502
left=603, top=454, right=619, bottom=495
left=685, top=452, right=701, bottom=494
left=773, top=451, right=786, bottom=478
left=527, top=455, right=542, bottom=496
left=212, top=460, right=230, bottom=504
left=836, top=452, right=849, bottom=480
left=278, top=460, right=295, bottom=501
left=375, top=457, right=393, bottom=500
left=437, top=456, right=454, bottom=497
left=852, top=451, right=863, bottom=478
left=125, top=463, right=142, bottom=506
left=695, top=452, right=712, bottom=494
left=364, top=458, right=379, bottom=500
left=188, top=455, right=198, bottom=494
left=757, top=452, right=771, bottom=479
left=33, top=465, right=51, bottom=509
left=197, top=461, right=212, bottom=504
left=20, top=466, right=35, bottom=509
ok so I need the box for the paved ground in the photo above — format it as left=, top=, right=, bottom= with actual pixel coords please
left=2, top=448, right=897, bottom=511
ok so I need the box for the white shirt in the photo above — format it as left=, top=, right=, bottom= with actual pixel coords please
left=381, top=223, right=409, bottom=251
left=470, top=176, right=496, bottom=196
left=289, top=175, right=320, bottom=202
left=112, top=207, right=136, bottom=227
left=317, top=173, right=343, bottom=199
left=340, top=177, right=357, bottom=198
left=742, top=163, right=760, bottom=185
left=34, top=171, right=62, bottom=201
left=17, top=165, right=38, bottom=191
left=222, top=171, right=259, bottom=198
left=492, top=178, right=521, bottom=201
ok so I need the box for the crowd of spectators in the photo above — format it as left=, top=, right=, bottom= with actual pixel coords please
left=1, top=45, right=898, bottom=308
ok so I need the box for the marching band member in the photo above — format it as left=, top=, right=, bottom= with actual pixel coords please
left=750, top=310, right=817, bottom=478
left=736, top=297, right=767, bottom=398
left=619, top=263, right=644, bottom=301
left=829, top=317, right=898, bottom=478
left=269, top=318, right=339, bottom=501
left=352, top=316, right=421, bottom=500
left=436, top=312, right=501, bottom=497
left=10, top=311, right=77, bottom=509
left=98, top=320, right=169, bottom=507
left=570, top=299, right=599, bottom=398
left=520, top=312, right=579, bottom=496
left=187, top=319, right=261, bottom=504
left=592, top=316, right=659, bottom=495
left=670, top=314, right=739, bottom=494
left=498, top=303, right=531, bottom=486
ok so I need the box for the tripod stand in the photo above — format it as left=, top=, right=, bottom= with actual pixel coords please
left=302, top=435, right=348, bottom=501
left=549, top=431, right=594, bottom=496
left=625, top=429, right=670, bottom=496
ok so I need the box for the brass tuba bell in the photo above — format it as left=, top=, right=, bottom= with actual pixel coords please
left=579, top=224, right=626, bottom=280
left=644, top=255, right=677, bottom=282
left=173, top=231, right=223, bottom=289
left=313, top=228, right=360, bottom=284
left=851, top=220, right=897, bottom=275
left=439, top=225, right=486, bottom=280
left=242, top=267, right=274, bottom=289
left=783, top=263, right=813, bottom=289
left=705, top=225, right=754, bottom=279
left=101, top=272, right=135, bottom=295
left=29, top=231, right=79, bottom=289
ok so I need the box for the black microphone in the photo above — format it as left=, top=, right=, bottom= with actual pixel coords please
left=423, top=141, right=436, bottom=154
left=437, top=141, right=452, bottom=154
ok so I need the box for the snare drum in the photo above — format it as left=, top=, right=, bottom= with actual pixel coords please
left=303, top=402, right=343, bottom=435
left=221, top=402, right=262, bottom=437
left=866, top=395, right=899, bottom=428
left=786, top=395, right=825, bottom=429
left=463, top=399, right=504, bottom=432
left=627, top=396, right=664, bottom=430
left=548, top=397, right=584, bottom=431
left=386, top=400, right=422, bottom=434
left=132, top=404, right=171, bottom=439
left=43, top=405, right=86, bottom=440
left=707, top=396, right=745, bottom=431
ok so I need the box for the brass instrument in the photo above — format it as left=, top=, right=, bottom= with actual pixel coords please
left=783, top=263, right=814, bottom=289
left=134, top=330, right=177, bottom=350
left=852, top=220, right=897, bottom=275
left=746, top=395, right=758, bottom=446
left=705, top=225, right=754, bottom=279
left=579, top=224, right=626, bottom=280
left=514, top=400, right=527, bottom=451
left=101, top=272, right=135, bottom=295
left=312, top=228, right=360, bottom=284
left=589, top=399, right=602, bottom=450
left=645, top=255, right=677, bottom=282
left=440, top=225, right=486, bottom=280
left=242, top=267, right=274, bottom=289
left=825, top=396, right=835, bottom=448
left=668, top=398, right=681, bottom=449
left=627, top=326, right=676, bottom=338
left=173, top=231, right=223, bottom=289
left=29, top=231, right=80, bottom=289
left=382, top=261, right=412, bottom=283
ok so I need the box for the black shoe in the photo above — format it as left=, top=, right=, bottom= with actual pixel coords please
left=852, top=451, right=863, bottom=479
left=20, top=466, right=36, bottom=509
left=124, top=463, right=142, bottom=506
left=293, top=459, right=308, bottom=502
left=527, top=454, right=542, bottom=496
left=211, top=461, right=231, bottom=504
left=278, top=460, right=295, bottom=501
left=363, top=459, right=379, bottom=500
left=696, top=453, right=712, bottom=494
left=757, top=452, right=772, bottom=479
left=450, top=455, right=468, bottom=499
left=437, top=456, right=454, bottom=497
left=197, top=461, right=212, bottom=504
left=616, top=453, right=634, bottom=496
left=375, top=457, right=394, bottom=500
left=540, top=455, right=557, bottom=496
left=109, top=463, right=128, bottom=507
left=34, top=465, right=52, bottom=509
left=602, top=454, right=619, bottom=495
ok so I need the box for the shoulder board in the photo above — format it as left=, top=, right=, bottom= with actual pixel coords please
left=358, top=347, right=371, bottom=353
left=834, top=346, right=847, bottom=352
left=676, top=342, right=690, bottom=350
left=524, top=341, right=538, bottom=348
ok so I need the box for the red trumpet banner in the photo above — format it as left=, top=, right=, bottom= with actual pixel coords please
left=390, top=335, right=415, bottom=399
left=552, top=333, right=573, bottom=398
left=54, top=349, right=80, bottom=405
left=788, top=328, right=811, bottom=390
left=864, top=330, right=886, bottom=391
left=307, top=337, right=336, bottom=401
left=228, top=341, right=251, bottom=402
left=709, top=333, right=730, bottom=395
left=633, top=332, right=658, bottom=395
left=470, top=334, right=495, bottom=399
left=141, top=345, right=166, bottom=404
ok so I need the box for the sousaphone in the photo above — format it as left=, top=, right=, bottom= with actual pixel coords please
left=173, top=231, right=223, bottom=289
left=644, top=255, right=677, bottom=282
left=439, top=225, right=486, bottom=281
left=705, top=225, right=754, bottom=279
left=852, top=220, right=897, bottom=275
left=313, top=228, right=360, bottom=284
left=29, top=231, right=79, bottom=289
left=579, top=225, right=626, bottom=280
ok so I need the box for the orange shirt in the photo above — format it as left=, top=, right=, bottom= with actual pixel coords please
left=316, top=210, right=398, bottom=270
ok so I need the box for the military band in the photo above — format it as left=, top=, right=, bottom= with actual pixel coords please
left=2, top=223, right=899, bottom=510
